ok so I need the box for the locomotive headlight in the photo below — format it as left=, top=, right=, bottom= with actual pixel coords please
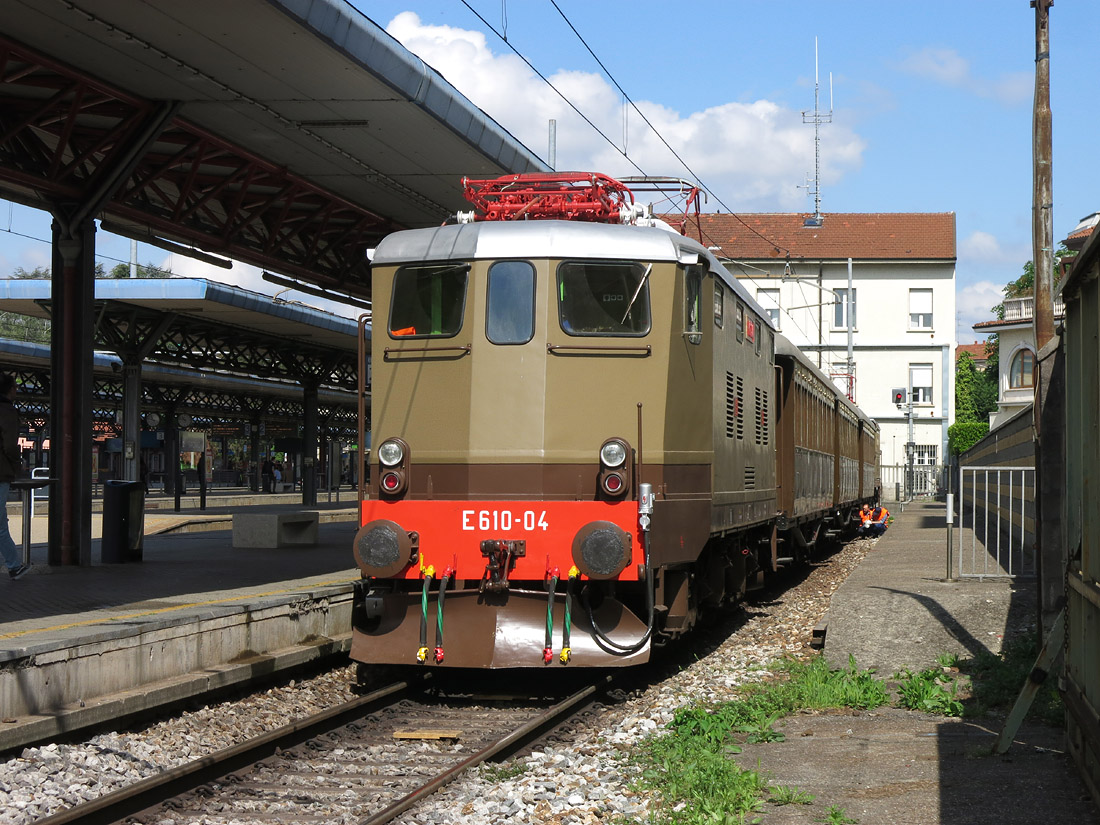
left=376, top=437, right=409, bottom=497
left=597, top=438, right=632, bottom=500
left=378, top=439, right=405, bottom=467
left=600, top=440, right=627, bottom=468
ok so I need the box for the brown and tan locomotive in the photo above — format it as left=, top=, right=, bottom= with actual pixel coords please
left=351, top=173, right=879, bottom=670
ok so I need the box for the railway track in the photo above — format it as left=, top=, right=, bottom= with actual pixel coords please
left=35, top=673, right=610, bottom=825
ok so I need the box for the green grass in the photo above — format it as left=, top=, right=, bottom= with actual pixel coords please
left=894, top=666, right=965, bottom=716
left=768, top=784, right=815, bottom=805
left=628, top=654, right=889, bottom=825
left=817, top=804, right=859, bottom=824
left=477, top=761, right=528, bottom=782
left=961, top=633, right=1064, bottom=726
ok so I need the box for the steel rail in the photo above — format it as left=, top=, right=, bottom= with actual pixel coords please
left=34, top=677, right=423, bottom=825
left=357, top=675, right=612, bottom=825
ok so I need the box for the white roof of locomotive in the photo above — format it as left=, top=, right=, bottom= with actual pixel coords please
left=371, top=219, right=766, bottom=319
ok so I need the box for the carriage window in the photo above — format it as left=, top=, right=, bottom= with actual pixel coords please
left=389, top=263, right=469, bottom=338
left=684, top=266, right=703, bottom=344
left=557, top=260, right=650, bottom=336
left=486, top=261, right=535, bottom=345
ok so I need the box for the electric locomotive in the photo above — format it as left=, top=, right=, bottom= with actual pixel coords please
left=351, top=173, right=875, bottom=670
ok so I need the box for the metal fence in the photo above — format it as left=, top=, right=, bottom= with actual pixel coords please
left=880, top=463, right=943, bottom=502
left=953, top=465, right=1036, bottom=580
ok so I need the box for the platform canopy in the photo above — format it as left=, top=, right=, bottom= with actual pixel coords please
left=0, top=0, right=548, bottom=299
left=0, top=278, right=362, bottom=390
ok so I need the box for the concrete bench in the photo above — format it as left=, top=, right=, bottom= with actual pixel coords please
left=232, top=511, right=319, bottom=549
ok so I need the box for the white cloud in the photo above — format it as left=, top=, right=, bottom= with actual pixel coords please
left=897, top=47, right=1031, bottom=106
left=899, top=47, right=971, bottom=86
left=955, top=279, right=1004, bottom=343
left=958, top=230, right=1031, bottom=275
left=386, top=12, right=866, bottom=212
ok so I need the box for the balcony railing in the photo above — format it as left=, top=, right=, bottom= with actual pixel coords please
left=1003, top=295, right=1065, bottom=321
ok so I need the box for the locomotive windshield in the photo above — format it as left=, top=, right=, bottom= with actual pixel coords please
left=486, top=260, right=536, bottom=345
left=556, top=260, right=651, bottom=337
left=389, top=263, right=469, bottom=338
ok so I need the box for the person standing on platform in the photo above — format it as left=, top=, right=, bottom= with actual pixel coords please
left=261, top=457, right=273, bottom=494
left=0, top=374, right=28, bottom=580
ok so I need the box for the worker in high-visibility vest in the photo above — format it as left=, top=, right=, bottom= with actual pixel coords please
left=857, top=504, right=872, bottom=534
left=867, top=504, right=890, bottom=537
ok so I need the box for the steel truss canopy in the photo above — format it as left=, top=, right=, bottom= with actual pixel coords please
left=0, top=0, right=548, bottom=299
left=0, top=278, right=364, bottom=392
left=0, top=339, right=358, bottom=438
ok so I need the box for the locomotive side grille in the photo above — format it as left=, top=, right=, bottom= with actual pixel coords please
left=725, top=371, right=736, bottom=438
left=745, top=466, right=756, bottom=489
left=736, top=376, right=745, bottom=440
left=755, top=387, right=770, bottom=445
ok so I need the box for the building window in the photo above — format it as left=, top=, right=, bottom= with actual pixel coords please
left=757, top=288, right=780, bottom=328
left=1009, top=349, right=1035, bottom=389
left=913, top=444, right=938, bottom=466
left=909, top=363, right=933, bottom=405
left=833, top=288, right=856, bottom=330
left=909, top=288, right=933, bottom=330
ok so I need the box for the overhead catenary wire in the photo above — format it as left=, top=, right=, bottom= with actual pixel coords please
left=457, top=0, right=647, bottom=178
left=544, top=0, right=791, bottom=257
left=460, top=0, right=788, bottom=257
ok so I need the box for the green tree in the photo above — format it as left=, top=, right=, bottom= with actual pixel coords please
left=955, top=345, right=999, bottom=426
left=11, top=263, right=109, bottom=278
left=11, top=266, right=50, bottom=279
left=991, top=248, right=1067, bottom=320
left=949, top=421, right=990, bottom=456
left=0, top=312, right=50, bottom=343
left=955, top=352, right=980, bottom=423
left=103, top=261, right=172, bottom=279
left=973, top=343, right=999, bottom=420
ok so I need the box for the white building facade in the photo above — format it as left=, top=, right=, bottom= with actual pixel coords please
left=691, top=213, right=956, bottom=492
left=973, top=295, right=1065, bottom=430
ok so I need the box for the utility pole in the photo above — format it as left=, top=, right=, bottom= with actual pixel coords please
left=1031, top=0, right=1062, bottom=638
left=1033, top=0, right=1054, bottom=351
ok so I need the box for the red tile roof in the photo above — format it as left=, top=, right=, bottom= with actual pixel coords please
left=956, top=343, right=990, bottom=362
left=677, top=213, right=956, bottom=261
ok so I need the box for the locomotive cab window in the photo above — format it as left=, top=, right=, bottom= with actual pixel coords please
left=389, top=263, right=469, bottom=338
left=684, top=265, right=703, bottom=344
left=486, top=260, right=536, bottom=345
left=557, top=260, right=651, bottom=336
left=713, top=282, right=724, bottom=328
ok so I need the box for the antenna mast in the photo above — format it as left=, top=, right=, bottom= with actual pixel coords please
left=801, top=38, right=832, bottom=226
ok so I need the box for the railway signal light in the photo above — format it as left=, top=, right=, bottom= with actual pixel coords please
left=891, top=388, right=907, bottom=406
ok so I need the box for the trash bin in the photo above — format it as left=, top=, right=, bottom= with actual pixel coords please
left=102, top=480, right=145, bottom=563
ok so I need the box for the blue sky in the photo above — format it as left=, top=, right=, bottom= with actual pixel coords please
left=2, top=1, right=1097, bottom=343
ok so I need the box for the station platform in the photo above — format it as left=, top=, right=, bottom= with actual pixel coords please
left=0, top=489, right=361, bottom=752
left=804, top=499, right=1097, bottom=824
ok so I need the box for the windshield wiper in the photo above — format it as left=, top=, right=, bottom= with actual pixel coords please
left=620, top=264, right=653, bottom=325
